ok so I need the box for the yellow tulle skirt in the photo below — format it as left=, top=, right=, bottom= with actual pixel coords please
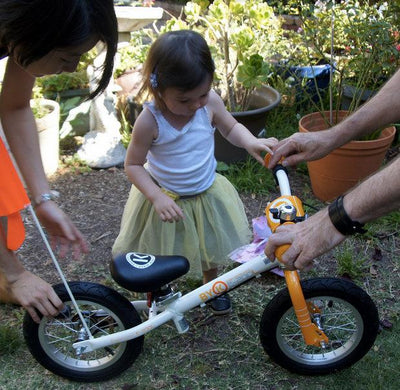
left=112, top=173, right=252, bottom=279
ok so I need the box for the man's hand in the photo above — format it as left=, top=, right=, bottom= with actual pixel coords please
left=265, top=208, right=345, bottom=270
left=267, top=130, right=336, bottom=169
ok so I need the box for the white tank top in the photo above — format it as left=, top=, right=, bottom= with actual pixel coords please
left=145, top=101, right=217, bottom=195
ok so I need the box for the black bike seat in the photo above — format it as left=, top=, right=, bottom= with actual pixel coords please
left=110, top=252, right=190, bottom=293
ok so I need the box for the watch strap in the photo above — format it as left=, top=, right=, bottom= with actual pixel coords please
left=328, top=195, right=366, bottom=235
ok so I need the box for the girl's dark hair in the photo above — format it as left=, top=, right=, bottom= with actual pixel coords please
left=141, top=30, right=215, bottom=109
left=0, top=0, right=118, bottom=98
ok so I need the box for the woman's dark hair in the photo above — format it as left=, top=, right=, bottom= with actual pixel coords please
left=0, top=0, right=118, bottom=98
left=141, top=30, right=215, bottom=109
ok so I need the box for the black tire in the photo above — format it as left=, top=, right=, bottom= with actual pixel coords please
left=23, top=282, right=144, bottom=382
left=259, top=277, right=379, bottom=375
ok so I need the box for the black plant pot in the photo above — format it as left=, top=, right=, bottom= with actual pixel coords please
left=340, top=84, right=375, bottom=110
left=127, top=96, right=143, bottom=126
left=214, top=85, right=281, bottom=163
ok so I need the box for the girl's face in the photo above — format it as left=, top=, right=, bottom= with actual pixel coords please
left=160, top=77, right=212, bottom=117
left=17, top=36, right=98, bottom=77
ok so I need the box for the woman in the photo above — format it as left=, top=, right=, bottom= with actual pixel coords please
left=0, top=0, right=118, bottom=323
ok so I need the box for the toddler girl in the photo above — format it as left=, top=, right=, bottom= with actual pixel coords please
left=112, top=30, right=277, bottom=314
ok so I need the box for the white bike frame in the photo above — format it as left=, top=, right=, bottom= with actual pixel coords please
left=73, top=255, right=280, bottom=353
left=72, top=164, right=293, bottom=354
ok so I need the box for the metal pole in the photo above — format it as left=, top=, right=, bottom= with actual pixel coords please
left=27, top=204, right=93, bottom=338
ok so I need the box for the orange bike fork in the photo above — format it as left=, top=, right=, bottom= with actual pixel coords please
left=266, top=193, right=328, bottom=347
left=284, top=269, right=328, bottom=347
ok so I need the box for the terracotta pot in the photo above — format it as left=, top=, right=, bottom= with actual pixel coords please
left=299, top=111, right=396, bottom=202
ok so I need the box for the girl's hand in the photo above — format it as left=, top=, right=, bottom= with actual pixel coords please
left=152, top=192, right=185, bottom=223
left=246, top=137, right=278, bottom=165
left=35, top=201, right=89, bottom=259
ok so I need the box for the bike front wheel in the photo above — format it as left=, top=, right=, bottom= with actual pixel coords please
left=23, top=282, right=144, bottom=382
left=259, top=277, right=379, bottom=375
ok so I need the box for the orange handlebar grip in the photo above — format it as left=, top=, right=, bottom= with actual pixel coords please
left=275, top=244, right=290, bottom=262
left=264, top=153, right=284, bottom=167
left=264, top=153, right=271, bottom=166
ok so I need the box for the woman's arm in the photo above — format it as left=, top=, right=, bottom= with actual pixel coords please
left=0, top=58, right=50, bottom=198
left=0, top=58, right=88, bottom=256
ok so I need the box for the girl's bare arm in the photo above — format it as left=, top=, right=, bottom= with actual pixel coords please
left=209, top=90, right=277, bottom=165
left=124, top=110, right=184, bottom=222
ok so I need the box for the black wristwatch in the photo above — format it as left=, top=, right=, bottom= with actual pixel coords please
left=328, top=195, right=367, bottom=235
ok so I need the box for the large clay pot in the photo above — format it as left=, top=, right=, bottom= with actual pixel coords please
left=299, top=111, right=396, bottom=202
left=215, top=85, right=281, bottom=163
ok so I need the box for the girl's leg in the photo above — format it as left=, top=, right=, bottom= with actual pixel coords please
left=202, top=267, right=232, bottom=315
left=202, top=268, right=218, bottom=284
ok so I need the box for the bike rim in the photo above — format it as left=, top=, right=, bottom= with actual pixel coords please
left=276, top=296, right=364, bottom=365
left=38, top=299, right=128, bottom=371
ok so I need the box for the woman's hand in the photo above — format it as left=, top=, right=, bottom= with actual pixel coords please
left=8, top=269, right=64, bottom=323
left=35, top=201, right=89, bottom=258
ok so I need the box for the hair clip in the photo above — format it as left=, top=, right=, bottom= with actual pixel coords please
left=150, top=72, right=158, bottom=89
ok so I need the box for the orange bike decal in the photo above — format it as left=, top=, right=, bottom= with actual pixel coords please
left=199, top=281, right=228, bottom=302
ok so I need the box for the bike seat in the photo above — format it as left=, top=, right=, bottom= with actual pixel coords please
left=110, top=252, right=190, bottom=293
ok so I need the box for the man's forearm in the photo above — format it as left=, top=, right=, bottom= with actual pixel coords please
left=343, top=156, right=400, bottom=224
left=331, top=68, right=400, bottom=147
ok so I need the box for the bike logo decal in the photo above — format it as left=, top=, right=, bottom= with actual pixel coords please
left=199, top=281, right=228, bottom=302
left=212, top=281, right=228, bottom=294
left=125, top=252, right=155, bottom=269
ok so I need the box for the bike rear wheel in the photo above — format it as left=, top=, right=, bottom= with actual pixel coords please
left=259, top=277, right=379, bottom=375
left=23, top=282, right=144, bottom=382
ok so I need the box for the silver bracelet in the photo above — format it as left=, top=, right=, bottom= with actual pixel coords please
left=32, top=191, right=59, bottom=208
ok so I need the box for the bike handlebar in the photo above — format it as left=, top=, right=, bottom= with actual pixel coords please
left=264, top=154, right=305, bottom=261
